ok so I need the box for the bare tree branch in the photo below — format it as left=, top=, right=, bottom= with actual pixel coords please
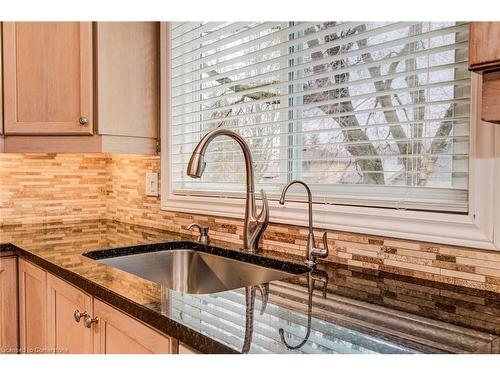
left=302, top=24, right=385, bottom=184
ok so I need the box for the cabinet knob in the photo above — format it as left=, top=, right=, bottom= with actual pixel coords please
left=79, top=116, right=89, bottom=126
left=84, top=316, right=99, bottom=328
left=74, top=310, right=89, bottom=323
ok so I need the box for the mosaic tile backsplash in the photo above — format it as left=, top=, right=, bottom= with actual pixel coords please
left=2, top=153, right=500, bottom=293
left=0, top=153, right=107, bottom=224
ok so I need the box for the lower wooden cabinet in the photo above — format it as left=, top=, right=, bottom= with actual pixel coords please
left=18, top=258, right=47, bottom=354
left=47, top=273, right=93, bottom=354
left=0, top=257, right=18, bottom=353
left=93, top=299, right=177, bottom=354
left=179, top=342, right=199, bottom=354
left=12, top=258, right=178, bottom=354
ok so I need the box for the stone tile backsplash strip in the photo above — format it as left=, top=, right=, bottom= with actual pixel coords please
left=0, top=153, right=107, bottom=225
left=2, top=153, right=500, bottom=293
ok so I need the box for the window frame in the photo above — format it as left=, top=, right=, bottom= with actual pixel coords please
left=160, top=22, right=500, bottom=251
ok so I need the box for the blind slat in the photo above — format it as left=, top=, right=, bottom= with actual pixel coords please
left=171, top=154, right=469, bottom=166
left=173, top=116, right=470, bottom=138
left=172, top=135, right=469, bottom=154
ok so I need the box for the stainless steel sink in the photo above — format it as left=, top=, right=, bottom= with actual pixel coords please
left=97, top=249, right=297, bottom=294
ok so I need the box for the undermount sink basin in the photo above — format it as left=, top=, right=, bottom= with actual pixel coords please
left=95, top=248, right=298, bottom=294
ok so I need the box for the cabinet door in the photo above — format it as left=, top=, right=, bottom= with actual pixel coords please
left=93, top=299, right=177, bottom=354
left=18, top=259, right=47, bottom=354
left=482, top=70, right=500, bottom=124
left=469, top=22, right=500, bottom=71
left=0, top=257, right=18, bottom=353
left=47, top=274, right=93, bottom=354
left=2, top=22, right=93, bottom=135
left=0, top=24, right=3, bottom=135
left=96, top=22, right=159, bottom=139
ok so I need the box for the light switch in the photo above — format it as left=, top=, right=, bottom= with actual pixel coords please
left=145, top=172, right=159, bottom=197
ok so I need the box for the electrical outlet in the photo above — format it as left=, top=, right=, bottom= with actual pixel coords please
left=145, top=172, right=159, bottom=197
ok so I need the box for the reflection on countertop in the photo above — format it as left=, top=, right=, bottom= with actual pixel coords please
left=1, top=219, right=500, bottom=353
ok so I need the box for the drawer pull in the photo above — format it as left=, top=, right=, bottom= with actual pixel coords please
left=84, top=316, right=99, bottom=328
left=74, top=310, right=89, bottom=323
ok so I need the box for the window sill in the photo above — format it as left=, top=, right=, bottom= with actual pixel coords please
left=161, top=192, right=497, bottom=250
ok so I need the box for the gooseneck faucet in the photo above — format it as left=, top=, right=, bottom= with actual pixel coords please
left=279, top=180, right=329, bottom=266
left=187, top=128, right=269, bottom=252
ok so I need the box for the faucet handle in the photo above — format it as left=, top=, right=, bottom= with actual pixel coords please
left=320, top=232, right=329, bottom=258
left=311, top=268, right=329, bottom=298
left=310, top=232, right=329, bottom=264
left=258, top=189, right=269, bottom=222
left=255, top=283, right=269, bottom=315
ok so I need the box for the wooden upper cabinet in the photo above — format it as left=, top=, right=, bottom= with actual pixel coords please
left=0, top=25, right=3, bottom=135
left=0, top=257, right=18, bottom=354
left=96, top=22, right=159, bottom=139
left=2, top=22, right=93, bottom=135
left=481, top=70, right=500, bottom=124
left=468, top=22, right=500, bottom=123
left=469, top=22, right=500, bottom=72
left=1, top=21, right=159, bottom=153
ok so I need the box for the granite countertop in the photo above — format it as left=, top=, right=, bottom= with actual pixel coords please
left=1, top=219, right=500, bottom=354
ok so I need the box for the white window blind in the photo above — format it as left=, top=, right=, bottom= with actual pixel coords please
left=170, top=22, right=470, bottom=213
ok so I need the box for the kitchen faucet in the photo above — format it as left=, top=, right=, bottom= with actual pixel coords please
left=279, top=180, right=329, bottom=266
left=187, top=128, right=269, bottom=252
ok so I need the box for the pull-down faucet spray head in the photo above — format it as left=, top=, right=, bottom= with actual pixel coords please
left=187, top=152, right=206, bottom=178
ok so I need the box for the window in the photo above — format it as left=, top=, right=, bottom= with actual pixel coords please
left=170, top=22, right=470, bottom=213
left=161, top=22, right=498, bottom=250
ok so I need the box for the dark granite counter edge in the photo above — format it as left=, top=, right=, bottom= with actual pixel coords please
left=1, top=243, right=238, bottom=354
